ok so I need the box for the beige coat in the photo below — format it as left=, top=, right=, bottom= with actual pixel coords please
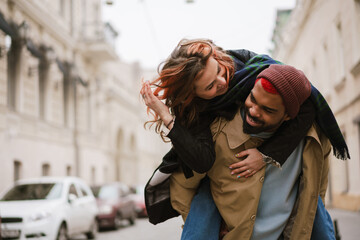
left=170, top=110, right=331, bottom=239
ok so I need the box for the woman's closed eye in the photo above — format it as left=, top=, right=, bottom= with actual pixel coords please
left=206, top=83, right=214, bottom=90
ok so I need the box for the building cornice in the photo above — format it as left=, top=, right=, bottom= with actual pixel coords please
left=11, top=0, right=75, bottom=49
left=274, top=0, right=315, bottom=60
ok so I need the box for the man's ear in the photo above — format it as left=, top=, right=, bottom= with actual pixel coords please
left=283, top=113, right=291, bottom=122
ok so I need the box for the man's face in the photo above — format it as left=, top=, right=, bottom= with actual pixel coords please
left=243, top=80, right=291, bottom=134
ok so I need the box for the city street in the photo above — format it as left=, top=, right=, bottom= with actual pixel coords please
left=71, top=216, right=183, bottom=240
left=328, top=208, right=360, bottom=240
left=69, top=208, right=360, bottom=240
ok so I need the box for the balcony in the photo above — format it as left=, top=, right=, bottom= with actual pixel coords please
left=81, top=22, right=118, bottom=63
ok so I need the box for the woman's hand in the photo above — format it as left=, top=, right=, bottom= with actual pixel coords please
left=141, top=81, right=173, bottom=128
left=229, top=148, right=266, bottom=178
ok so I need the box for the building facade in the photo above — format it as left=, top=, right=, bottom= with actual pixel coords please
left=0, top=0, right=169, bottom=192
left=272, top=0, right=360, bottom=211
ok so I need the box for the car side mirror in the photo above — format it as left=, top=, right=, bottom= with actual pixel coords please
left=68, top=193, right=77, bottom=204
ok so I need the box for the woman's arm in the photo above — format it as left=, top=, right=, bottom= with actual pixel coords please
left=167, top=117, right=216, bottom=175
left=142, top=81, right=216, bottom=177
left=257, top=98, right=316, bottom=165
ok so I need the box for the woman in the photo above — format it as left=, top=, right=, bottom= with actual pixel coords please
left=141, top=39, right=348, bottom=238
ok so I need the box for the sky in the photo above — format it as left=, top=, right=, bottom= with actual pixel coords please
left=102, top=0, right=296, bottom=69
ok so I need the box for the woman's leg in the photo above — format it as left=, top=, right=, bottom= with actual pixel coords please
left=181, top=177, right=222, bottom=240
left=311, top=196, right=335, bottom=240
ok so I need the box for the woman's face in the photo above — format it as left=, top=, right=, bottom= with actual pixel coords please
left=194, top=57, right=228, bottom=99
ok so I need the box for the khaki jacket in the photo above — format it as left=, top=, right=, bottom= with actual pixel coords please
left=170, top=110, right=331, bottom=239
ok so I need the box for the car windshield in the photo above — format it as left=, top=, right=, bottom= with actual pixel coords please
left=0, top=183, right=63, bottom=201
left=94, top=185, right=118, bottom=200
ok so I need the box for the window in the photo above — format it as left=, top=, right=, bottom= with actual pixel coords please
left=334, top=20, right=345, bottom=85
left=321, top=42, right=332, bottom=96
left=66, top=165, right=72, bottom=176
left=87, top=89, right=91, bottom=131
left=82, top=0, right=87, bottom=26
left=42, top=163, right=50, bottom=176
left=7, top=38, right=21, bottom=110
left=311, top=58, right=319, bottom=89
left=351, top=0, right=360, bottom=75
left=63, top=72, right=71, bottom=126
left=38, top=57, right=49, bottom=120
left=14, top=160, right=22, bottom=182
left=59, top=0, right=65, bottom=17
left=91, top=166, right=96, bottom=186
left=80, top=185, right=88, bottom=197
left=69, top=183, right=78, bottom=197
left=103, top=166, right=108, bottom=182
left=130, top=134, right=136, bottom=151
left=2, top=183, right=63, bottom=200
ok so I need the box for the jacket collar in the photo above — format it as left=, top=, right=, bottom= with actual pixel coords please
left=305, top=123, right=321, bottom=145
left=222, top=109, right=250, bottom=149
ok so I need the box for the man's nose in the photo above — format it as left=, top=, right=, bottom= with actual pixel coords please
left=249, top=105, right=260, bottom=117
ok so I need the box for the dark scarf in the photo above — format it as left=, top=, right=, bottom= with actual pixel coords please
left=208, top=54, right=350, bottom=160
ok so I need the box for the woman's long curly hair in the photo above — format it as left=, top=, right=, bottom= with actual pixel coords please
left=143, top=39, right=234, bottom=140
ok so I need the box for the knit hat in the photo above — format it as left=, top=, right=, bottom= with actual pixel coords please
left=257, top=64, right=311, bottom=119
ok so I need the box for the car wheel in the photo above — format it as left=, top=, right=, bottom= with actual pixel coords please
left=57, top=223, right=68, bottom=240
left=85, top=219, right=98, bottom=239
left=128, top=212, right=136, bottom=226
left=114, top=212, right=122, bottom=230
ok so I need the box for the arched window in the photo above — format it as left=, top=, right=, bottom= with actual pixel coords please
left=130, top=134, right=136, bottom=151
left=66, top=165, right=72, bottom=176
left=42, top=163, right=51, bottom=176
left=14, top=160, right=22, bottom=181
left=91, top=166, right=96, bottom=186
left=7, top=36, right=22, bottom=110
left=0, top=33, right=10, bottom=106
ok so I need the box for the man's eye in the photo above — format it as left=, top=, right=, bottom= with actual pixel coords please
left=207, top=84, right=214, bottom=90
left=264, top=108, right=274, bottom=114
left=250, top=95, right=256, bottom=102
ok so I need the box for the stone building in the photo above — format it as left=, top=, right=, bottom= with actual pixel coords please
left=0, top=0, right=169, bottom=192
left=272, top=0, right=360, bottom=211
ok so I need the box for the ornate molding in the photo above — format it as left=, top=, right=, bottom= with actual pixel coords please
left=11, top=0, right=75, bottom=49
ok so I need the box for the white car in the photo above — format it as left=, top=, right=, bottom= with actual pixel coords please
left=0, top=177, right=98, bottom=240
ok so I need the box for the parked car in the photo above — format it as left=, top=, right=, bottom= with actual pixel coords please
left=91, top=183, right=137, bottom=230
left=0, top=177, right=98, bottom=240
left=129, top=185, right=147, bottom=218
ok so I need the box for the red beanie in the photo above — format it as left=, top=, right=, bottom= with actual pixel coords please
left=257, top=64, right=311, bottom=119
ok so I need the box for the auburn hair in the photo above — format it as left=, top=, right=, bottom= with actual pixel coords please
left=143, top=39, right=235, bottom=140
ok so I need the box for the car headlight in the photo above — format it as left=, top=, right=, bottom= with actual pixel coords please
left=99, top=205, right=113, bottom=215
left=28, top=210, right=52, bottom=222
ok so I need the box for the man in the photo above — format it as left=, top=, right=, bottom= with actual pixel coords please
left=176, top=64, right=334, bottom=239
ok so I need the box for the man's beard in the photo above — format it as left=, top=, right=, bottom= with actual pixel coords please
left=242, top=107, right=283, bottom=134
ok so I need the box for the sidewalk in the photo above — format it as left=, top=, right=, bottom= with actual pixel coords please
left=328, top=208, right=360, bottom=240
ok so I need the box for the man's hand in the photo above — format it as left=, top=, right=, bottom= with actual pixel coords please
left=229, top=148, right=266, bottom=178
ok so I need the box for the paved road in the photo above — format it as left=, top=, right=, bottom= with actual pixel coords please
left=97, top=217, right=182, bottom=240
left=328, top=208, right=360, bottom=240
left=71, top=208, right=360, bottom=240
left=71, top=216, right=183, bottom=240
